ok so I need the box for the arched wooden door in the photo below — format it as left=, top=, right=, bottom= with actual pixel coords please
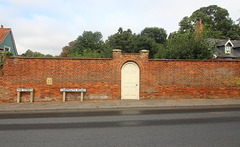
left=121, top=62, right=139, bottom=100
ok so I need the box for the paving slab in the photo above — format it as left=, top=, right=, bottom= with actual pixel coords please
left=0, top=99, right=239, bottom=113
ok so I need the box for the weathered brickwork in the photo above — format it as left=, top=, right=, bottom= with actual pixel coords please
left=0, top=57, right=119, bottom=102
left=0, top=50, right=239, bottom=103
left=144, top=60, right=240, bottom=99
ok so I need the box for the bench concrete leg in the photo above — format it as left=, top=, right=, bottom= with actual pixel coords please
left=30, top=92, right=34, bottom=103
left=63, top=92, right=66, bottom=102
left=81, top=92, right=83, bottom=101
left=17, top=92, right=20, bottom=103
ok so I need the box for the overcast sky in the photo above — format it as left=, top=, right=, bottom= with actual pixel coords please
left=1, top=0, right=240, bottom=56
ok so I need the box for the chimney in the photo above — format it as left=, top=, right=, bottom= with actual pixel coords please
left=1, top=25, right=3, bottom=29
left=195, top=19, right=203, bottom=37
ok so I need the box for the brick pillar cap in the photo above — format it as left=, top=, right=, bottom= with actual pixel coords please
left=140, top=50, right=149, bottom=53
left=113, top=49, right=122, bottom=52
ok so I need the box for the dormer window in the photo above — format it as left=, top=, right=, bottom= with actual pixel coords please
left=225, top=45, right=231, bottom=54
left=225, top=40, right=234, bottom=55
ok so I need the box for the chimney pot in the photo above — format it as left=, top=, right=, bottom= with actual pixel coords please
left=1, top=25, right=3, bottom=28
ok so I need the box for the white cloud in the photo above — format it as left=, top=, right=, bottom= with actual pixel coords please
left=1, top=0, right=240, bottom=56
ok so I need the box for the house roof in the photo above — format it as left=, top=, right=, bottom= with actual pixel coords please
left=209, top=38, right=240, bottom=58
left=0, top=25, right=18, bottom=56
left=231, top=40, right=240, bottom=48
left=0, top=27, right=11, bottom=44
left=212, top=39, right=240, bottom=48
left=214, top=48, right=240, bottom=58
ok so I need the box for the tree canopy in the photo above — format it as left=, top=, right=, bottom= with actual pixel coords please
left=20, top=5, right=239, bottom=60
left=154, top=29, right=216, bottom=59
left=61, top=27, right=167, bottom=59
left=69, top=31, right=104, bottom=56
left=106, top=28, right=136, bottom=53
left=179, top=5, right=240, bottom=40
left=61, top=40, right=76, bottom=57
left=140, top=27, right=167, bottom=44
left=104, top=27, right=167, bottom=58
left=21, top=49, right=53, bottom=57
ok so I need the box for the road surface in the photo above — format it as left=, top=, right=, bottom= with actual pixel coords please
left=0, top=108, right=240, bottom=147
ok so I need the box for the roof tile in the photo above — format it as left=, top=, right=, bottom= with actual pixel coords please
left=0, top=28, right=11, bottom=44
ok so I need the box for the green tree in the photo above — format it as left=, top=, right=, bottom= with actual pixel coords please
left=106, top=28, right=136, bottom=53
left=70, top=31, right=104, bottom=55
left=68, top=49, right=104, bottom=58
left=21, top=49, right=53, bottom=57
left=101, top=42, right=113, bottom=58
left=168, top=31, right=178, bottom=39
left=179, top=16, right=194, bottom=33
left=0, top=51, right=13, bottom=75
left=61, top=31, right=112, bottom=58
left=140, top=27, right=167, bottom=44
left=106, top=27, right=166, bottom=58
left=133, top=35, right=159, bottom=58
left=61, top=40, right=76, bottom=57
left=179, top=5, right=240, bottom=40
left=154, top=29, right=216, bottom=59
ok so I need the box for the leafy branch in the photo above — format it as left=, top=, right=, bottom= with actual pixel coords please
left=0, top=51, right=13, bottom=75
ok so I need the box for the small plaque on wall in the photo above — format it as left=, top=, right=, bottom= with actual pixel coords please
left=46, top=78, right=53, bottom=85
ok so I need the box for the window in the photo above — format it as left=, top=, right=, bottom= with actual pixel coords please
left=225, top=46, right=231, bottom=54
left=4, top=46, right=10, bottom=52
left=224, top=40, right=233, bottom=55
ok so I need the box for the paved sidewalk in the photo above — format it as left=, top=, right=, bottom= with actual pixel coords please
left=0, top=99, right=240, bottom=113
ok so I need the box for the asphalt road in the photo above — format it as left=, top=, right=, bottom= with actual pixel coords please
left=0, top=108, right=240, bottom=147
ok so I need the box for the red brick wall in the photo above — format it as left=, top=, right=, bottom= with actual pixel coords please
left=0, top=57, right=119, bottom=102
left=0, top=50, right=239, bottom=103
left=142, top=60, right=240, bottom=99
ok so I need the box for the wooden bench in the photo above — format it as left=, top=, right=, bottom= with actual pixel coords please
left=17, top=88, right=34, bottom=103
left=60, top=88, right=86, bottom=102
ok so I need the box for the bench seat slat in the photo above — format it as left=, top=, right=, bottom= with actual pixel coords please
left=60, top=88, right=86, bottom=92
left=60, top=88, right=86, bottom=102
left=17, top=88, right=34, bottom=92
